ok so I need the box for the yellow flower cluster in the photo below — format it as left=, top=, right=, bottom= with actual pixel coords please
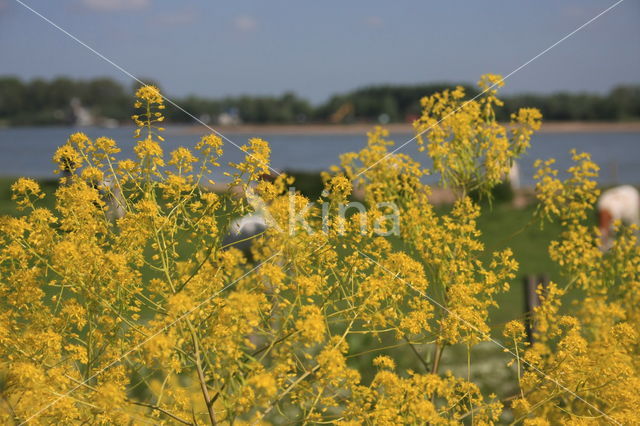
left=1, top=80, right=638, bottom=425
left=414, top=74, right=542, bottom=197
left=505, top=150, right=640, bottom=423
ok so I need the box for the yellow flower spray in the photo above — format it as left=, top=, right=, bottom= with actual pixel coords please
left=0, top=77, right=638, bottom=425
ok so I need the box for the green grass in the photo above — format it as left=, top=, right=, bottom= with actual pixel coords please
left=0, top=176, right=582, bottom=409
left=476, top=202, right=563, bottom=327
left=0, top=177, right=58, bottom=216
left=350, top=201, right=565, bottom=378
left=341, top=201, right=567, bottom=406
left=0, top=176, right=567, bottom=326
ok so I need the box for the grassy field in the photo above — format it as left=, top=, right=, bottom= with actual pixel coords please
left=0, top=176, right=565, bottom=320
left=0, top=175, right=572, bottom=410
left=0, top=176, right=566, bottom=334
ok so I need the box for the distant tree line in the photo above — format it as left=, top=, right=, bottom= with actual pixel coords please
left=0, top=77, right=132, bottom=126
left=1, top=76, right=639, bottom=126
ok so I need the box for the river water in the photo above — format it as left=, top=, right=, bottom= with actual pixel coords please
left=1, top=126, right=639, bottom=186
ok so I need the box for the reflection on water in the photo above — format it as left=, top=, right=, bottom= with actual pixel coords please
left=1, top=126, right=639, bottom=186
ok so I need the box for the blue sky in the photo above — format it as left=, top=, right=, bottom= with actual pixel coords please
left=0, top=0, right=638, bottom=102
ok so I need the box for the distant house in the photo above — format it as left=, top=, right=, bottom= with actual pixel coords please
left=69, top=98, right=94, bottom=127
left=217, top=108, right=241, bottom=126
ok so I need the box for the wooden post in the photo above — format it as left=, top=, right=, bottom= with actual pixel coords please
left=523, top=274, right=548, bottom=345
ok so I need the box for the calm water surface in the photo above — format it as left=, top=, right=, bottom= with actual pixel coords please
left=1, top=126, right=639, bottom=186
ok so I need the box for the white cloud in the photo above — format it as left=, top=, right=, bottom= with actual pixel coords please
left=81, top=0, right=151, bottom=12
left=365, top=16, right=384, bottom=28
left=233, top=15, right=257, bottom=32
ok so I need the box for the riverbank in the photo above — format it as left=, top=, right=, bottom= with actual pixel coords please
left=171, top=121, right=640, bottom=136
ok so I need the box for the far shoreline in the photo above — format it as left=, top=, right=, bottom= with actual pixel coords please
left=171, top=121, right=640, bottom=136
left=2, top=121, right=640, bottom=135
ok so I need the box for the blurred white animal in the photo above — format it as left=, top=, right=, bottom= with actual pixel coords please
left=222, top=213, right=267, bottom=260
left=508, top=161, right=520, bottom=191
left=59, top=170, right=126, bottom=222
left=596, top=185, right=640, bottom=250
left=99, top=179, right=126, bottom=222
left=220, top=173, right=278, bottom=260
